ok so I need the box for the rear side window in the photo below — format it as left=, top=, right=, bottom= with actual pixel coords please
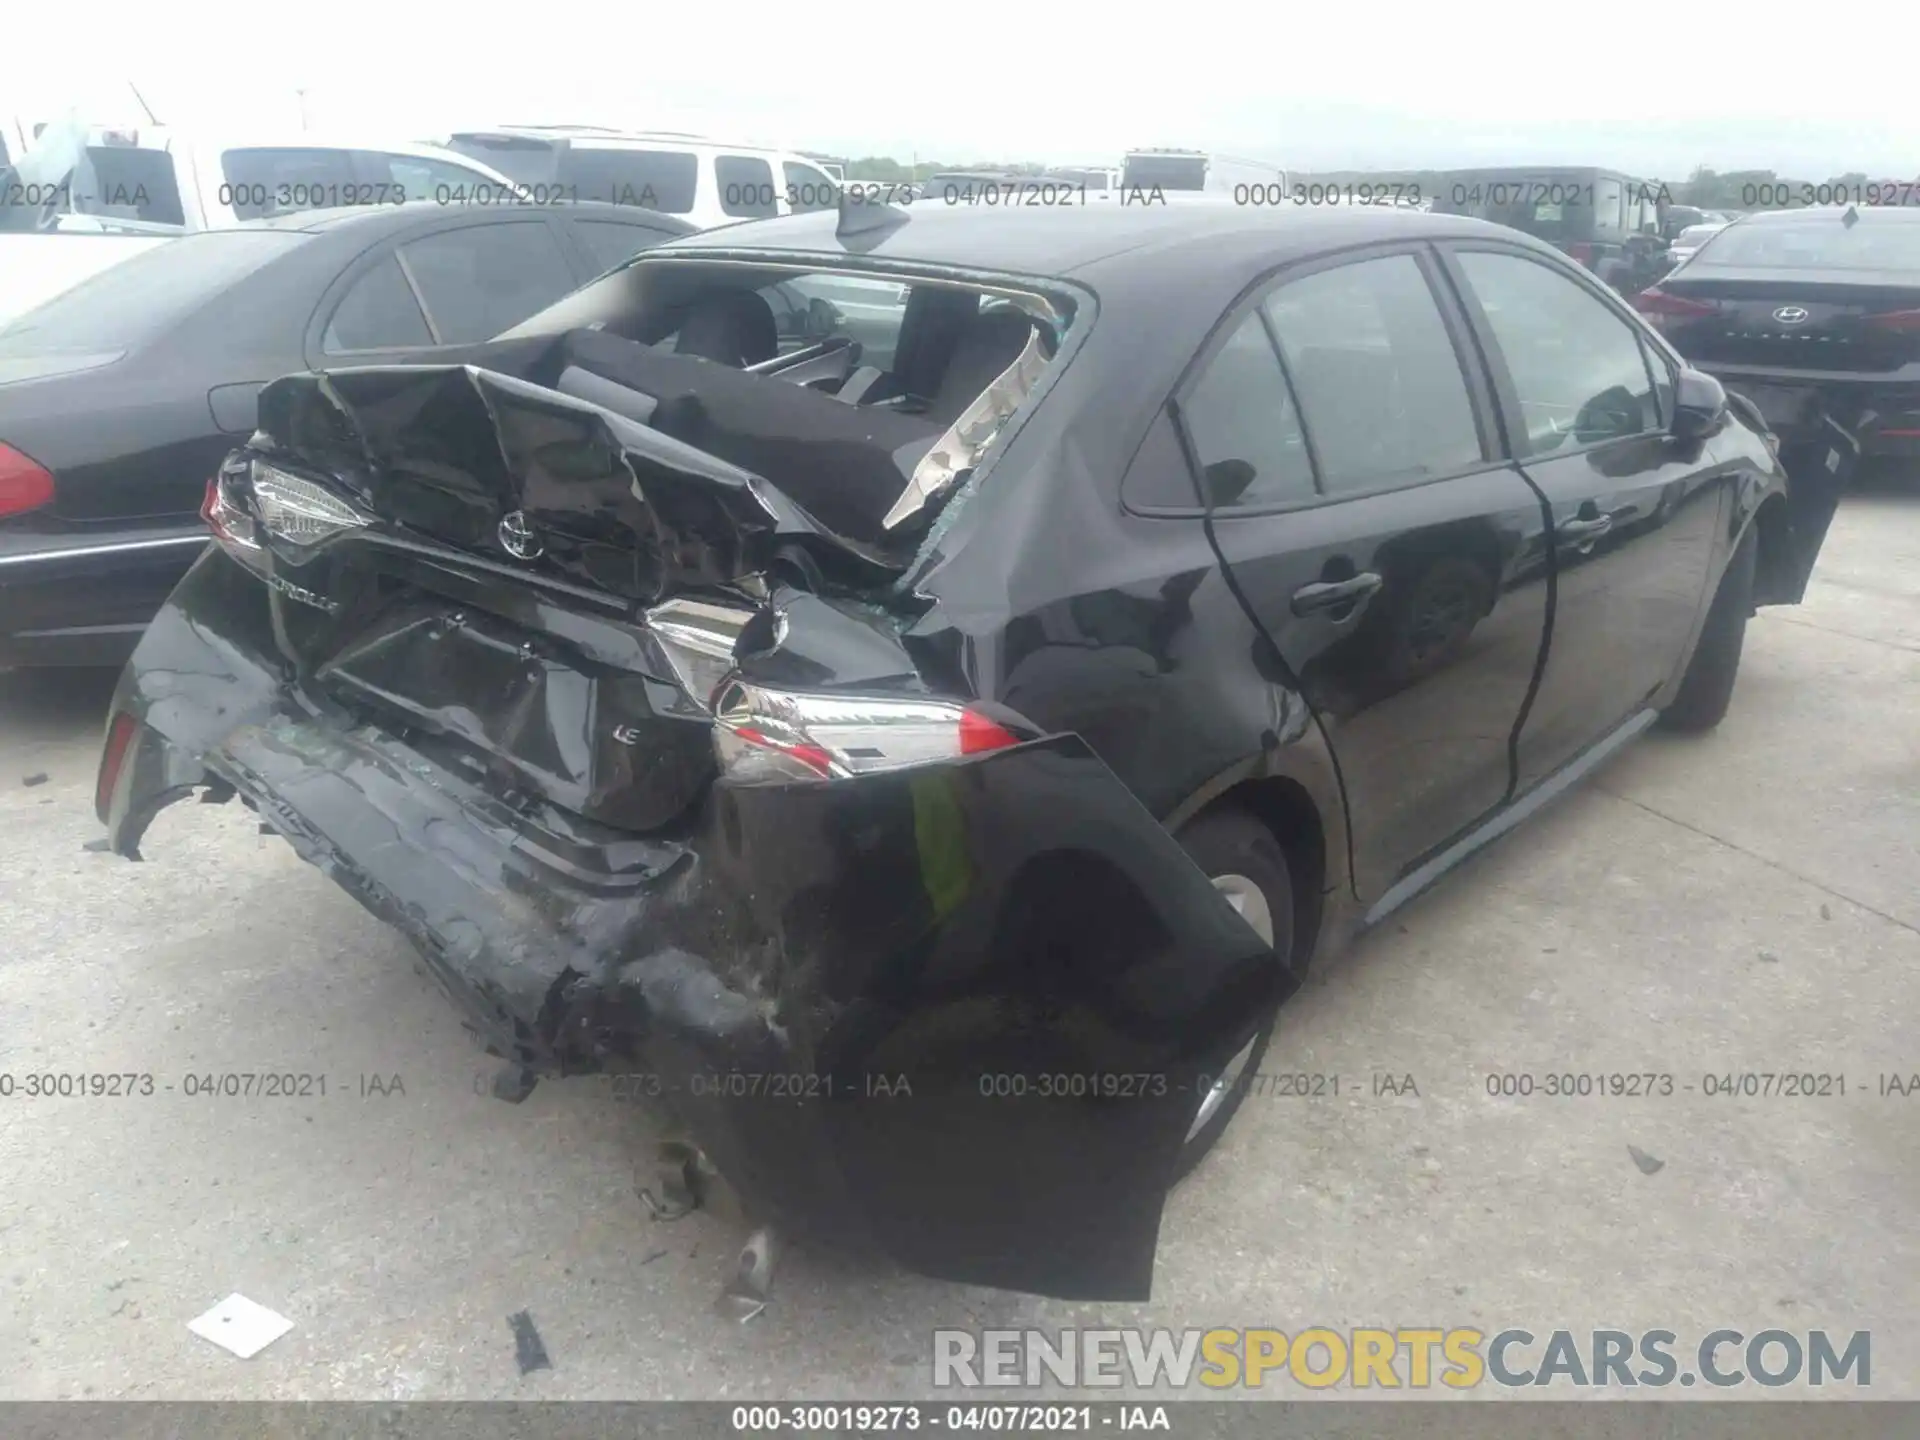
left=398, top=221, right=578, bottom=344
left=361, top=151, right=504, bottom=202
left=323, top=255, right=431, bottom=352
left=716, top=156, right=777, bottom=218
left=574, top=219, right=673, bottom=274
left=1263, top=254, right=1483, bottom=496
left=72, top=146, right=185, bottom=226
left=558, top=148, right=698, bottom=213
left=783, top=161, right=840, bottom=213
left=221, top=148, right=360, bottom=219
left=1176, top=310, right=1316, bottom=509
left=1454, top=250, right=1661, bottom=452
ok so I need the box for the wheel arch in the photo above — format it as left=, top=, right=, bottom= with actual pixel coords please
left=1178, top=773, right=1330, bottom=971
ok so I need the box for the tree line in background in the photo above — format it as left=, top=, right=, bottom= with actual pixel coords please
left=817, top=156, right=1916, bottom=209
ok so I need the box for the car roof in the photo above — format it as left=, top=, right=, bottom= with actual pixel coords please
left=202, top=198, right=696, bottom=235
left=646, top=202, right=1523, bottom=284
left=449, top=127, right=800, bottom=156
left=1737, top=205, right=1920, bottom=225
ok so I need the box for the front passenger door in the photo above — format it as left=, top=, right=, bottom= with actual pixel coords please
left=1442, top=246, right=1728, bottom=792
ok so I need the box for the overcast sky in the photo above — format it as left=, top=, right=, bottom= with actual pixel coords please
left=9, top=0, right=1915, bottom=177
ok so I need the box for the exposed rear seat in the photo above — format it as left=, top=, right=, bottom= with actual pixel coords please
left=552, top=329, right=944, bottom=544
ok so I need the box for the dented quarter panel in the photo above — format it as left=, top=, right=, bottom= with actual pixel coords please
left=101, top=544, right=1286, bottom=1299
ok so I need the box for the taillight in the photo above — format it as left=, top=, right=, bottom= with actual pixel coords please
left=1563, top=242, right=1594, bottom=266
left=202, top=459, right=261, bottom=558
left=96, top=711, right=140, bottom=820
left=1862, top=308, right=1920, bottom=331
left=1632, top=287, right=1718, bottom=331
left=0, top=442, right=56, bottom=518
left=712, top=680, right=1027, bottom=784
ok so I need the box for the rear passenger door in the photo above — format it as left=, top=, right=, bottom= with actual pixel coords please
left=1177, top=247, right=1555, bottom=904
left=1439, top=244, right=1726, bottom=793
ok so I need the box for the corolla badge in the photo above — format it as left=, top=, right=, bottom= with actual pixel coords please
left=498, top=510, right=544, bottom=560
left=1772, top=305, right=1811, bottom=326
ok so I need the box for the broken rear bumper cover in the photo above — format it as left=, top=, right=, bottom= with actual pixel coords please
left=97, top=552, right=1287, bottom=1300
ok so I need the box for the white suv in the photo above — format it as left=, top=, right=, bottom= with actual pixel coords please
left=439, top=128, right=844, bottom=230
left=7, top=123, right=519, bottom=234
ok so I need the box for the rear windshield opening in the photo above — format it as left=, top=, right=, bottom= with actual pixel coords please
left=497, top=261, right=1070, bottom=556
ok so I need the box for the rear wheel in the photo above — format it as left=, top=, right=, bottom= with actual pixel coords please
left=1171, top=807, right=1296, bottom=1184
left=1659, top=523, right=1758, bottom=734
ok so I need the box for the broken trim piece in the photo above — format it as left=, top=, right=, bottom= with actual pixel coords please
left=885, top=323, right=1052, bottom=531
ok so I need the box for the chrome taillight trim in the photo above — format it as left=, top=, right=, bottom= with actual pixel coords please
left=249, top=461, right=372, bottom=547
left=711, top=679, right=986, bottom=783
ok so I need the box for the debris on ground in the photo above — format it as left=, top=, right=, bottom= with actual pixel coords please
left=82, top=837, right=111, bottom=853
left=22, top=772, right=48, bottom=787
left=186, top=1293, right=294, bottom=1358
left=508, top=1309, right=552, bottom=1374
left=1627, top=1145, right=1666, bottom=1176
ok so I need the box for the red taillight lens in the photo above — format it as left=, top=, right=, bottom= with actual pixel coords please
left=201, top=467, right=261, bottom=556
left=958, top=708, right=1021, bottom=755
left=1632, top=288, right=1718, bottom=317
left=96, top=711, right=140, bottom=821
left=712, top=682, right=1032, bottom=784
left=0, top=442, right=55, bottom=518
left=1563, top=242, right=1594, bottom=266
left=1862, top=308, right=1920, bottom=331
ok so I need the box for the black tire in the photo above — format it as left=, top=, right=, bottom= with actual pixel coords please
left=1170, top=807, right=1297, bottom=1184
left=1659, top=523, right=1758, bottom=734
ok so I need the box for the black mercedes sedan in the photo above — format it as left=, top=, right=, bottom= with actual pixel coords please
left=0, top=200, right=693, bottom=666
left=95, top=200, right=1847, bottom=1304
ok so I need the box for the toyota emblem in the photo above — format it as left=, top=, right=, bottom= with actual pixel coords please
left=497, top=510, right=543, bottom=560
left=1772, top=305, right=1811, bottom=326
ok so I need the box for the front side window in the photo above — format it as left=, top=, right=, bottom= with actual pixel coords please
left=1263, top=254, right=1483, bottom=495
left=1455, top=250, right=1661, bottom=453
left=1176, top=310, right=1316, bottom=509
left=715, top=156, right=777, bottom=218
left=71, top=146, right=185, bottom=226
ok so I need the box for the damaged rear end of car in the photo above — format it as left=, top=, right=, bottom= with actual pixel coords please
left=95, top=242, right=1289, bottom=1301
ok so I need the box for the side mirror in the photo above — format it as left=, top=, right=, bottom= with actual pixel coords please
left=1671, top=368, right=1727, bottom=441
left=1202, top=458, right=1256, bottom=507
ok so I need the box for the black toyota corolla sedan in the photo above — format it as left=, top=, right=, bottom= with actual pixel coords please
left=94, top=199, right=1847, bottom=1303
left=0, top=199, right=693, bottom=666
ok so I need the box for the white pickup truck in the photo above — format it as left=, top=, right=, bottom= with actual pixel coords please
left=1, top=117, right=516, bottom=325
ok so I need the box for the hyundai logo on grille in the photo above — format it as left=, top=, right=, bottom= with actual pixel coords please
left=498, top=510, right=544, bottom=560
left=1772, top=306, right=1811, bottom=326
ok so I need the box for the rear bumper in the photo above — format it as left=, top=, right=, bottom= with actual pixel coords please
left=1702, top=365, right=1920, bottom=455
left=97, top=548, right=1288, bottom=1299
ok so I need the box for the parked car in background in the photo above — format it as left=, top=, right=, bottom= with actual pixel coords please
left=1633, top=205, right=1920, bottom=467
left=5, top=122, right=518, bottom=232
left=0, top=200, right=692, bottom=666
left=438, top=127, right=844, bottom=229
left=0, top=118, right=175, bottom=321
left=1660, top=221, right=1730, bottom=272
left=1433, top=166, right=1671, bottom=294
left=96, top=202, right=1842, bottom=1304
left=1122, top=148, right=1288, bottom=195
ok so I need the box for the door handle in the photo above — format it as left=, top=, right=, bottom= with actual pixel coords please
left=1557, top=514, right=1615, bottom=544
left=1290, top=572, right=1384, bottom=617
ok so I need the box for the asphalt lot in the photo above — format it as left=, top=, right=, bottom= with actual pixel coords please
left=0, top=477, right=1915, bottom=1402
